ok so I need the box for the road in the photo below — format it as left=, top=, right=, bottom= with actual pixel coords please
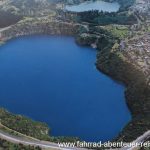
left=0, top=130, right=85, bottom=150
left=122, top=130, right=150, bottom=150
left=0, top=26, right=11, bottom=32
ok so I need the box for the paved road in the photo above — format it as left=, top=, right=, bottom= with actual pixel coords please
left=0, top=131, right=85, bottom=150
left=122, top=130, right=150, bottom=150
left=0, top=26, right=11, bottom=32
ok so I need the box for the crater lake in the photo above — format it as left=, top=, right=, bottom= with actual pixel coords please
left=0, top=35, right=131, bottom=142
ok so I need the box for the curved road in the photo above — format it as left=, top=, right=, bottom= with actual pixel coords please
left=0, top=130, right=85, bottom=150
left=122, top=130, right=150, bottom=150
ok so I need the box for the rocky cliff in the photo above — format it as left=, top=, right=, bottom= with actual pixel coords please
left=96, top=0, right=150, bottom=142
left=0, top=17, right=87, bottom=42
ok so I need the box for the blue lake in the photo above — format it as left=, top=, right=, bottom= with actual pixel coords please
left=66, top=0, right=120, bottom=12
left=0, top=35, right=131, bottom=142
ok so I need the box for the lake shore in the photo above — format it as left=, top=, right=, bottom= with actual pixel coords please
left=0, top=17, right=149, bottom=142
left=0, top=0, right=150, bottom=143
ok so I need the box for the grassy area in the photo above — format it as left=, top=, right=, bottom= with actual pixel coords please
left=102, top=25, right=129, bottom=39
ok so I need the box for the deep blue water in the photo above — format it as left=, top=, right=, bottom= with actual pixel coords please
left=0, top=35, right=131, bottom=142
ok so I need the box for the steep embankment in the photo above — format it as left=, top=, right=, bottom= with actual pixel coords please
left=97, top=0, right=150, bottom=142
left=96, top=39, right=150, bottom=142
left=0, top=18, right=86, bottom=41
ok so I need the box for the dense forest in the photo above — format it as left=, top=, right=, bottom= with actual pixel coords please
left=76, top=10, right=137, bottom=25
left=58, top=10, right=137, bottom=25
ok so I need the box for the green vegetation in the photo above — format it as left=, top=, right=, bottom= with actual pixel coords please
left=0, top=108, right=81, bottom=143
left=96, top=36, right=150, bottom=142
left=116, top=115, right=150, bottom=142
left=58, top=9, right=137, bottom=26
left=0, top=108, right=50, bottom=140
left=76, top=10, right=137, bottom=25
left=49, top=136, right=80, bottom=143
left=0, top=138, right=41, bottom=150
left=0, top=0, right=149, bottom=145
left=76, top=33, right=97, bottom=46
left=102, top=25, right=129, bottom=39
left=75, top=24, right=118, bottom=48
